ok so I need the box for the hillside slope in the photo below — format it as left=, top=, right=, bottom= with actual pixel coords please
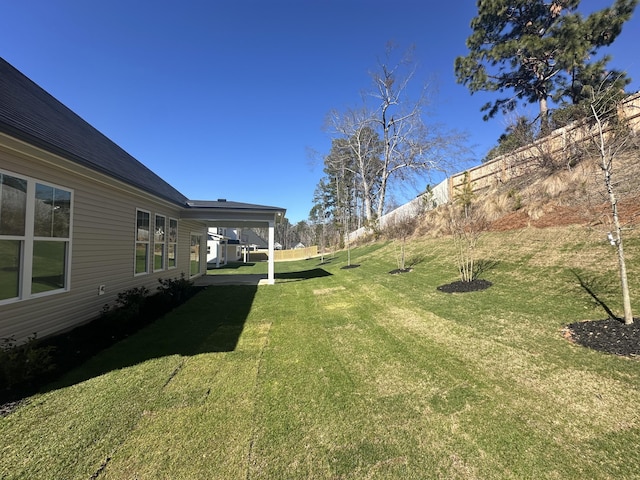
left=417, top=150, right=640, bottom=236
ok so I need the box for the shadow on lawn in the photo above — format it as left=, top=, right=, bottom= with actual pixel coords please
left=276, top=268, right=332, bottom=281
left=42, top=284, right=259, bottom=394
left=41, top=268, right=332, bottom=395
left=571, top=270, right=617, bottom=319
left=207, top=261, right=256, bottom=270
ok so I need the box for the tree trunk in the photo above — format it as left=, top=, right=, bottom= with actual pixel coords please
left=376, top=172, right=389, bottom=223
left=616, top=229, right=633, bottom=325
left=592, top=104, right=634, bottom=324
left=607, top=171, right=634, bottom=324
left=539, top=96, right=550, bottom=135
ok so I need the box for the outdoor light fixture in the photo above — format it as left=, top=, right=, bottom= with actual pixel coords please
left=607, top=232, right=616, bottom=246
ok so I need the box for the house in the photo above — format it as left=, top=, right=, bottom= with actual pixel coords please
left=0, top=58, right=285, bottom=342
left=207, top=227, right=243, bottom=267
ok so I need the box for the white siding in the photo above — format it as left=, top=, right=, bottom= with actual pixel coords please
left=0, top=136, right=207, bottom=342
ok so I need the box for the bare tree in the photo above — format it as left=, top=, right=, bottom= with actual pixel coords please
left=449, top=173, right=488, bottom=282
left=584, top=89, right=638, bottom=324
left=326, top=44, right=467, bottom=228
left=384, top=213, right=417, bottom=272
left=373, top=46, right=469, bottom=221
left=324, top=112, right=382, bottom=225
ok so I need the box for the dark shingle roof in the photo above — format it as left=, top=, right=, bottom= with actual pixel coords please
left=0, top=57, right=188, bottom=206
left=186, top=199, right=285, bottom=212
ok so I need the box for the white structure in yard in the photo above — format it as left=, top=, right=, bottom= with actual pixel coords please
left=207, top=228, right=243, bottom=268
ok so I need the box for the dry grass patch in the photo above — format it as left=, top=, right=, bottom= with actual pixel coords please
left=313, top=286, right=346, bottom=295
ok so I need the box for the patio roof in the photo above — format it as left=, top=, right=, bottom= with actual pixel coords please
left=182, top=199, right=285, bottom=228
left=183, top=199, right=286, bottom=285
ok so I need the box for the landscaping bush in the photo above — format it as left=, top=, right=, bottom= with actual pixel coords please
left=0, top=334, right=56, bottom=392
left=157, top=274, right=194, bottom=307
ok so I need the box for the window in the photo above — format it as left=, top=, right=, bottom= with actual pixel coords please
left=190, top=233, right=202, bottom=276
left=154, top=215, right=166, bottom=271
left=0, top=173, right=27, bottom=301
left=32, top=183, right=71, bottom=294
left=0, top=170, right=72, bottom=303
left=168, top=218, right=178, bottom=269
left=135, top=210, right=150, bottom=275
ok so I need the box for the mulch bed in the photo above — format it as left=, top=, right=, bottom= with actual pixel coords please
left=389, top=268, right=413, bottom=275
left=564, top=318, right=640, bottom=357
left=437, top=279, right=493, bottom=293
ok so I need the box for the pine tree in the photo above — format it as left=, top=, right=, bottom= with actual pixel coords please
left=455, top=0, right=637, bottom=132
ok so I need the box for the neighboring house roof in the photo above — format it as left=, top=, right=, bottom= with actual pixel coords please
left=0, top=57, right=188, bottom=206
left=240, top=228, right=269, bottom=249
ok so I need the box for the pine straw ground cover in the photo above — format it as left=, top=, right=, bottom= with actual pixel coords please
left=1, top=227, right=639, bottom=479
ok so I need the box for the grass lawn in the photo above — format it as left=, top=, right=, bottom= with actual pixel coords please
left=1, top=226, right=639, bottom=479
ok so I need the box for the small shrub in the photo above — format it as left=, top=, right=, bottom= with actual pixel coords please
left=507, top=188, right=523, bottom=210
left=0, top=334, right=56, bottom=390
left=157, top=274, right=194, bottom=307
left=102, top=285, right=149, bottom=320
left=115, top=286, right=149, bottom=312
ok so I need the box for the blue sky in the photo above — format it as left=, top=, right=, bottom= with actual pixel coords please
left=2, top=1, right=638, bottom=223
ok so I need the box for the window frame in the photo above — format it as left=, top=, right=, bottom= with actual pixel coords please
left=0, top=169, right=73, bottom=305
left=168, top=217, right=178, bottom=270
left=153, top=214, right=166, bottom=272
left=134, top=209, right=151, bottom=276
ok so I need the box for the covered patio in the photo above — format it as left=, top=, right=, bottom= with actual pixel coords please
left=181, top=199, right=286, bottom=285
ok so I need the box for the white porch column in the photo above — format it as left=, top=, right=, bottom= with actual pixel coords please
left=267, top=219, right=275, bottom=285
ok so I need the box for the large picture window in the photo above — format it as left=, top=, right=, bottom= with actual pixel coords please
left=0, top=170, right=72, bottom=303
left=135, top=210, right=150, bottom=275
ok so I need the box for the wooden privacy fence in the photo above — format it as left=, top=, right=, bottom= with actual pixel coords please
left=273, top=246, right=318, bottom=261
left=449, top=92, right=640, bottom=196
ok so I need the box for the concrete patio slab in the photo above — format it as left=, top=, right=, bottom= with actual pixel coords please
left=193, top=274, right=269, bottom=286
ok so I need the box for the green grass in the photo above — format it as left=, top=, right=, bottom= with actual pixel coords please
left=2, top=226, right=639, bottom=479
